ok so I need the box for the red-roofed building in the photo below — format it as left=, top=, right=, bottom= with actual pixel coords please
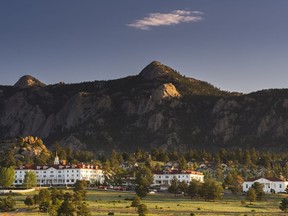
left=243, top=177, right=288, bottom=193
left=13, top=156, right=105, bottom=186
left=153, top=170, right=204, bottom=186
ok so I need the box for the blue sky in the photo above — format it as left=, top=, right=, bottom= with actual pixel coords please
left=0, top=0, right=287, bottom=93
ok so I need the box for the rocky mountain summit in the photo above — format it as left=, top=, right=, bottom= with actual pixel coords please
left=0, top=61, right=288, bottom=154
left=14, top=75, right=46, bottom=88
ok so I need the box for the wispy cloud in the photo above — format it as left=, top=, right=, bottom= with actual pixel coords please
left=127, top=10, right=203, bottom=30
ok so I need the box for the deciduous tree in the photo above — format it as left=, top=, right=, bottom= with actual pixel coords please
left=23, top=171, right=37, bottom=189
left=0, top=167, right=15, bottom=187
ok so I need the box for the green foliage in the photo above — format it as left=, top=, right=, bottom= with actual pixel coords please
left=131, top=196, right=141, bottom=211
left=135, top=185, right=149, bottom=199
left=247, top=188, right=257, bottom=204
left=179, top=180, right=188, bottom=195
left=39, top=201, right=50, bottom=213
left=135, top=165, right=153, bottom=198
left=24, top=196, right=34, bottom=206
left=137, top=203, right=148, bottom=216
left=0, top=167, right=15, bottom=187
left=168, top=177, right=180, bottom=196
left=200, top=179, right=223, bottom=201
left=0, top=195, right=16, bottom=212
left=39, top=189, right=51, bottom=202
left=280, top=198, right=288, bottom=212
left=23, top=171, right=37, bottom=188
left=37, top=187, right=91, bottom=216
left=74, top=180, right=88, bottom=201
left=57, top=199, right=76, bottom=216
left=77, top=202, right=91, bottom=216
left=51, top=188, right=64, bottom=204
left=187, top=179, right=201, bottom=199
left=251, top=182, right=265, bottom=200
left=224, top=173, right=244, bottom=195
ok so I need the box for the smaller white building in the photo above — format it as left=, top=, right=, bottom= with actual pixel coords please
left=243, top=177, right=288, bottom=193
left=153, top=170, right=204, bottom=186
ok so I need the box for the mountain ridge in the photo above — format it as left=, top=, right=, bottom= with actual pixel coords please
left=0, top=61, right=287, bottom=154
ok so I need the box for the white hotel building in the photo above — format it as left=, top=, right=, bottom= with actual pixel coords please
left=153, top=170, right=204, bottom=186
left=13, top=156, right=105, bottom=186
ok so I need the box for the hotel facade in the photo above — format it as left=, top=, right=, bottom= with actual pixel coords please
left=13, top=156, right=105, bottom=186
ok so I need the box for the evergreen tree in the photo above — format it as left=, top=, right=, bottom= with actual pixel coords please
left=200, top=178, right=223, bottom=201
left=280, top=198, right=288, bottom=212
left=135, top=165, right=153, bottom=198
left=247, top=188, right=257, bottom=204
left=131, top=196, right=141, bottom=212
left=178, top=155, right=187, bottom=170
left=187, top=179, right=202, bottom=199
left=24, top=196, right=34, bottom=207
left=74, top=180, right=87, bottom=200
left=251, top=182, right=265, bottom=200
left=38, top=189, right=51, bottom=212
left=57, top=199, right=76, bottom=216
left=179, top=180, right=188, bottom=195
left=137, top=204, right=148, bottom=216
left=168, top=177, right=180, bottom=196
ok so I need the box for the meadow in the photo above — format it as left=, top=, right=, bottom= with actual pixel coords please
left=2, top=189, right=288, bottom=216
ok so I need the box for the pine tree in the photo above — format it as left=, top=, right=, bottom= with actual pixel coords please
left=280, top=198, right=288, bottom=212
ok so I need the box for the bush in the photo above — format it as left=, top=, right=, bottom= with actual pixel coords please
left=138, top=204, right=148, bottom=216
left=108, top=212, right=114, bottom=215
left=0, top=195, right=16, bottom=212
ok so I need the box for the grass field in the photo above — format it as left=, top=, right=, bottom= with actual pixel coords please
left=1, top=189, right=288, bottom=216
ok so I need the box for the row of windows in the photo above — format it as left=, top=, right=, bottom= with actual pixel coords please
left=245, top=183, right=283, bottom=188
left=16, top=169, right=100, bottom=174
left=14, top=179, right=77, bottom=184
left=156, top=175, right=196, bottom=179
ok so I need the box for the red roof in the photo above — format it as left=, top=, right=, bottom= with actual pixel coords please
left=16, top=164, right=100, bottom=170
left=245, top=177, right=284, bottom=182
left=154, top=170, right=203, bottom=175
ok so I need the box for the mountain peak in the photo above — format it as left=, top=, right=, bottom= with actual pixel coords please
left=14, top=75, right=46, bottom=88
left=139, top=61, right=173, bottom=80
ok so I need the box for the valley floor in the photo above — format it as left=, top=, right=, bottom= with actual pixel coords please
left=3, top=189, right=288, bottom=216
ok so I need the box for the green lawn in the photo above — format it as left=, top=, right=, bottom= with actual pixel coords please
left=2, top=189, right=288, bottom=215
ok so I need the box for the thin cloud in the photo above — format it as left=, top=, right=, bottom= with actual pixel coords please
left=127, top=10, right=203, bottom=30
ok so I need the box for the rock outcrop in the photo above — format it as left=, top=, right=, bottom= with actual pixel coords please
left=14, top=75, right=46, bottom=88
left=0, top=136, right=50, bottom=164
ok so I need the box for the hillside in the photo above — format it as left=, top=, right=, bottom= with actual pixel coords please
left=0, top=61, right=287, bottom=154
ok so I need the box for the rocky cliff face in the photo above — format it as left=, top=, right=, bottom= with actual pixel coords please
left=0, top=62, right=288, bottom=153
